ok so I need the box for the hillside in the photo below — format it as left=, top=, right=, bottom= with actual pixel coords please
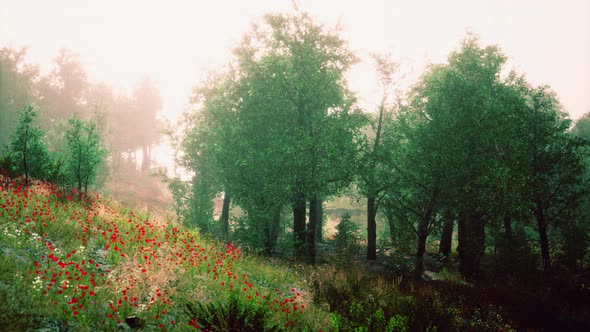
left=0, top=177, right=317, bottom=331
left=3, top=176, right=590, bottom=331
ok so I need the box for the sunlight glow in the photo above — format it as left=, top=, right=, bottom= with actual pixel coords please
left=1, top=0, right=589, bottom=168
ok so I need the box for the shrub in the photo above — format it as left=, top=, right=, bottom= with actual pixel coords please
left=333, top=213, right=360, bottom=256
left=184, top=292, right=279, bottom=331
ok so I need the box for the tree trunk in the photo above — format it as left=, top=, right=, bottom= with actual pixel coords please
left=113, top=151, right=121, bottom=170
left=499, top=214, right=514, bottom=269
left=534, top=200, right=551, bottom=272
left=220, top=192, right=231, bottom=240
left=77, top=148, right=83, bottom=196
left=264, top=208, right=282, bottom=256
left=414, top=211, right=432, bottom=279
left=365, top=102, right=385, bottom=261
left=293, top=188, right=307, bottom=258
left=23, top=126, right=29, bottom=185
left=142, top=144, right=150, bottom=173
left=439, top=217, right=454, bottom=259
left=307, top=197, right=318, bottom=260
left=503, top=215, right=513, bottom=243
left=192, top=176, right=210, bottom=233
left=457, top=211, right=486, bottom=279
left=315, top=198, right=323, bottom=243
left=415, top=231, right=428, bottom=280
left=383, top=204, right=396, bottom=245
left=367, top=195, right=377, bottom=260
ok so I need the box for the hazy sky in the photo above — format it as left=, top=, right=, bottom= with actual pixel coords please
left=1, top=0, right=589, bottom=121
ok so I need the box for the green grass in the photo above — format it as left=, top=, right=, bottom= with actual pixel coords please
left=6, top=176, right=583, bottom=331
left=0, top=178, right=318, bottom=331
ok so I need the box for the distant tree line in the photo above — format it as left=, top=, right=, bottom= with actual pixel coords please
left=0, top=46, right=163, bottom=192
left=0, top=47, right=162, bottom=176
left=169, top=10, right=590, bottom=279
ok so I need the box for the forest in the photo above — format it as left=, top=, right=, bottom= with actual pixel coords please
left=1, top=7, right=590, bottom=332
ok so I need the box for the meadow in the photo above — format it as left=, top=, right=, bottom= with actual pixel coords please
left=0, top=177, right=311, bottom=331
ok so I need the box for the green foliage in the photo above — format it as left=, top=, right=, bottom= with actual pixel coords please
left=1, top=44, right=163, bottom=195
left=65, top=114, right=107, bottom=195
left=184, top=292, right=279, bottom=331
left=333, top=213, right=361, bottom=256
left=572, top=112, right=590, bottom=140
left=386, top=314, right=409, bottom=332
left=0, top=46, right=40, bottom=151
left=188, top=174, right=215, bottom=232
left=465, top=305, right=515, bottom=332
left=356, top=54, right=400, bottom=260
left=173, top=10, right=365, bottom=258
left=309, top=265, right=466, bottom=331
left=555, top=219, right=589, bottom=270
left=393, top=32, right=590, bottom=278
left=9, top=104, right=50, bottom=183
left=569, top=113, right=590, bottom=270
left=490, top=225, right=539, bottom=277
left=157, top=170, right=191, bottom=219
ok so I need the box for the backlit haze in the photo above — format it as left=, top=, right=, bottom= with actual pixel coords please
left=2, top=0, right=589, bottom=167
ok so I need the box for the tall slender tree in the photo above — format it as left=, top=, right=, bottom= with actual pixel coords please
left=0, top=46, right=40, bottom=150
left=357, top=54, right=399, bottom=260
left=9, top=104, right=49, bottom=184
left=65, top=114, right=107, bottom=196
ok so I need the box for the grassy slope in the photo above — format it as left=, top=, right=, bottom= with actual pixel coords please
left=4, top=177, right=589, bottom=331
left=0, top=178, right=320, bottom=331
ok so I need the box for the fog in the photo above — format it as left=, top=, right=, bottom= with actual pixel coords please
left=1, top=0, right=589, bottom=206
left=2, top=0, right=588, bottom=121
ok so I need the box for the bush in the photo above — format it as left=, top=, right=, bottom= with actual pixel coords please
left=333, top=213, right=360, bottom=256
left=184, top=292, right=279, bottom=331
left=556, top=219, right=589, bottom=271
left=490, top=226, right=539, bottom=278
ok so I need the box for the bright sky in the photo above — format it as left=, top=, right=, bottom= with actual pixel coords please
left=1, top=0, right=589, bottom=122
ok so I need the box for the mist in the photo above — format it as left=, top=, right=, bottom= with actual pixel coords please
left=0, top=47, right=169, bottom=207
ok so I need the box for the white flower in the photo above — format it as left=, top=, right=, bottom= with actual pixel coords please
left=32, top=275, right=43, bottom=290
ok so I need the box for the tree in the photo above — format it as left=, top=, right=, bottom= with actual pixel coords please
left=379, top=101, right=444, bottom=279
left=172, top=10, right=363, bottom=256
left=357, top=54, right=399, bottom=260
left=401, top=34, right=525, bottom=279
left=189, top=71, right=242, bottom=238
left=8, top=104, right=49, bottom=184
left=334, top=213, right=360, bottom=256
left=571, top=114, right=590, bottom=268
left=398, top=34, right=589, bottom=278
left=65, top=114, right=107, bottom=196
left=38, top=49, right=89, bottom=127
left=0, top=46, right=40, bottom=150
left=179, top=110, right=218, bottom=232
left=132, top=78, right=162, bottom=173
left=514, top=82, right=588, bottom=272
left=437, top=211, right=455, bottom=260
left=572, top=112, right=590, bottom=140
left=232, top=11, right=362, bottom=258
